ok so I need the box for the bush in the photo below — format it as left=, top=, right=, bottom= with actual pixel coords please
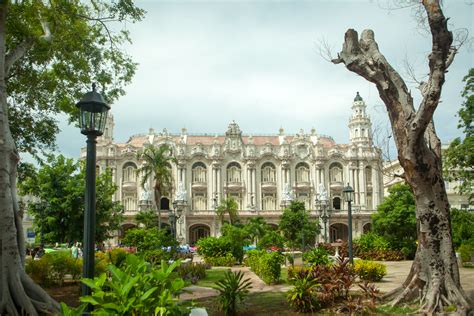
left=197, top=237, right=233, bottom=258
left=287, top=275, right=320, bottom=313
left=246, top=250, right=284, bottom=284
left=355, top=233, right=390, bottom=253
left=176, top=263, right=207, bottom=284
left=215, top=270, right=252, bottom=316
left=25, top=258, right=53, bottom=287
left=354, top=260, right=387, bottom=282
left=287, top=265, right=309, bottom=283
left=26, top=251, right=83, bottom=287
left=303, top=247, right=330, bottom=267
left=458, top=243, right=474, bottom=263
left=204, top=254, right=236, bottom=267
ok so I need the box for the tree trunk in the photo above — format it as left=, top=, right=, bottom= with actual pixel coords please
left=155, top=187, right=161, bottom=229
left=331, top=1, right=471, bottom=313
left=0, top=5, right=59, bottom=315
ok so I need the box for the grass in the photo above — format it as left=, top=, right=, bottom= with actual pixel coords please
left=280, top=267, right=289, bottom=284
left=376, top=303, right=419, bottom=314
left=196, top=267, right=230, bottom=288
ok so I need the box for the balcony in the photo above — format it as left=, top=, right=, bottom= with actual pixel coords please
left=192, top=181, right=207, bottom=191
left=226, top=181, right=244, bottom=191
left=261, top=181, right=277, bottom=191
left=330, top=181, right=343, bottom=191
left=122, top=181, right=137, bottom=191
left=295, top=181, right=311, bottom=190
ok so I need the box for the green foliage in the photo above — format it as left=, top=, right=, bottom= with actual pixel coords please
left=81, top=254, right=190, bottom=315
left=257, top=230, right=285, bottom=250
left=246, top=250, right=285, bottom=284
left=451, top=208, right=474, bottom=249
left=221, top=224, right=248, bottom=262
left=458, top=243, right=474, bottom=263
left=354, top=232, right=391, bottom=253
left=372, top=183, right=417, bottom=257
left=6, top=1, right=145, bottom=158
left=287, top=275, right=320, bottom=313
left=176, top=263, right=207, bottom=284
left=279, top=201, right=320, bottom=250
left=135, top=209, right=159, bottom=229
left=444, top=68, right=474, bottom=203
left=59, top=302, right=87, bottom=316
left=354, top=260, right=387, bottom=282
left=244, top=216, right=268, bottom=245
left=196, top=236, right=239, bottom=265
left=215, top=270, right=252, bottom=316
left=216, top=197, right=240, bottom=226
left=19, top=155, right=123, bottom=244
left=204, top=254, right=236, bottom=267
left=303, top=247, right=331, bottom=267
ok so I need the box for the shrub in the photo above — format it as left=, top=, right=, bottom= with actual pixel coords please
left=287, top=275, right=320, bottom=313
left=287, top=265, right=310, bottom=283
left=354, top=260, right=387, bottom=282
left=215, top=270, right=252, bottom=316
left=458, top=243, right=474, bottom=263
left=81, top=254, right=190, bottom=315
left=176, top=263, right=207, bottom=284
left=355, top=232, right=390, bottom=253
left=197, top=237, right=233, bottom=258
left=246, top=250, right=284, bottom=284
left=26, top=251, right=83, bottom=287
left=25, top=258, right=52, bottom=287
left=303, top=247, right=330, bottom=267
left=205, top=253, right=236, bottom=267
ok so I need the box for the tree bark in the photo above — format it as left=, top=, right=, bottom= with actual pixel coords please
left=332, top=1, right=472, bottom=313
left=0, top=4, right=59, bottom=315
left=155, top=187, right=162, bottom=229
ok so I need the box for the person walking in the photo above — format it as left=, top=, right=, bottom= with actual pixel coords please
left=71, top=242, right=79, bottom=259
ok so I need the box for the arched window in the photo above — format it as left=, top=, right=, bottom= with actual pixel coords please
left=192, top=193, right=207, bottom=211
left=227, top=162, right=241, bottom=183
left=123, top=194, right=137, bottom=212
left=192, top=162, right=207, bottom=183
left=122, top=162, right=137, bottom=183
left=262, top=193, right=276, bottom=210
left=329, top=163, right=343, bottom=183
left=365, top=166, right=372, bottom=185
left=295, top=162, right=310, bottom=183
left=160, top=197, right=170, bottom=210
left=261, top=162, right=276, bottom=182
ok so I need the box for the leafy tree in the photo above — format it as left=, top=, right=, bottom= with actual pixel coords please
left=0, top=1, right=144, bottom=313
left=372, top=183, right=417, bottom=257
left=279, top=201, right=319, bottom=251
left=135, top=209, right=159, bottom=229
left=137, top=144, right=176, bottom=230
left=450, top=208, right=474, bottom=250
left=257, top=230, right=285, bottom=250
left=331, top=1, right=471, bottom=311
left=244, top=216, right=267, bottom=245
left=444, top=68, right=474, bottom=203
left=216, top=197, right=239, bottom=226
left=19, top=154, right=123, bottom=244
left=221, top=223, right=249, bottom=262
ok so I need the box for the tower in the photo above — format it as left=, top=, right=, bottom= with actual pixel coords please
left=349, top=92, right=372, bottom=146
left=98, top=113, right=114, bottom=144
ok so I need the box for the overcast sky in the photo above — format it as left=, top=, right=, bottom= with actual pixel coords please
left=52, top=0, right=473, bottom=161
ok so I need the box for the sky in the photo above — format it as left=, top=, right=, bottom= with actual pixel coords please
left=53, top=0, right=473, bottom=161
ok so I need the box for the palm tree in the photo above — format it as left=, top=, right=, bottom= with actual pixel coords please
left=246, top=216, right=267, bottom=245
left=137, top=144, right=176, bottom=229
left=216, top=197, right=239, bottom=226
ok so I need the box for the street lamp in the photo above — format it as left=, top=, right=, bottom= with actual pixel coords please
left=316, top=194, right=330, bottom=243
left=171, top=200, right=186, bottom=239
left=76, top=83, right=110, bottom=300
left=342, top=183, right=354, bottom=264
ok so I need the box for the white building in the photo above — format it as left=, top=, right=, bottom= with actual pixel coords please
left=85, top=93, right=384, bottom=245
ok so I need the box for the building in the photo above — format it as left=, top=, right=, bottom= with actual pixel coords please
left=85, top=92, right=384, bottom=245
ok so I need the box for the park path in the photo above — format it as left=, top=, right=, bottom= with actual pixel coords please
left=180, top=258, right=474, bottom=302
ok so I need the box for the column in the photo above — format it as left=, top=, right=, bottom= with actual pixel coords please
left=359, top=162, right=366, bottom=209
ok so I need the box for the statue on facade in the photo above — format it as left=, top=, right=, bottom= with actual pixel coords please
left=318, top=183, right=328, bottom=202
left=282, top=183, right=294, bottom=202
left=140, top=182, right=151, bottom=201
left=176, top=182, right=187, bottom=201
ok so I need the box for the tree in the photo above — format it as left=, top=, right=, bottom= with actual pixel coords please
left=19, top=154, right=123, bottom=244
left=244, top=216, right=267, bottom=245
left=135, top=209, right=159, bottom=229
left=279, top=201, right=319, bottom=252
left=372, top=183, right=417, bottom=257
left=331, top=1, right=471, bottom=312
left=450, top=208, right=474, bottom=250
left=1, top=1, right=144, bottom=314
left=216, top=197, right=240, bottom=226
left=444, top=68, right=474, bottom=203
left=137, top=144, right=176, bottom=230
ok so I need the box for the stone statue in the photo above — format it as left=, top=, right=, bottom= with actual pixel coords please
left=140, top=182, right=151, bottom=201
left=282, top=183, right=294, bottom=202
left=176, top=182, right=187, bottom=201
left=318, top=183, right=328, bottom=202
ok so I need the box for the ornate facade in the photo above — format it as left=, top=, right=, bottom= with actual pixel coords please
left=84, top=93, right=384, bottom=245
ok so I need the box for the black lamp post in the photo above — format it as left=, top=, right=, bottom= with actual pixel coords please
left=76, top=83, right=110, bottom=300
left=342, top=183, right=354, bottom=264
left=316, top=196, right=330, bottom=243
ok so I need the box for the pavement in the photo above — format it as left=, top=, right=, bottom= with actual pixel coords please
left=181, top=257, right=474, bottom=302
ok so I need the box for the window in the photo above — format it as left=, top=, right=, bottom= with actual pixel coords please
left=192, top=193, right=207, bottom=211
left=123, top=162, right=137, bottom=182
left=296, top=162, right=310, bottom=183
left=123, top=194, right=137, bottom=211
left=262, top=193, right=276, bottom=210
left=365, top=167, right=372, bottom=184
left=333, top=197, right=341, bottom=210
left=261, top=162, right=276, bottom=182
left=227, top=162, right=241, bottom=183
left=192, top=162, right=207, bottom=183
left=329, top=163, right=343, bottom=182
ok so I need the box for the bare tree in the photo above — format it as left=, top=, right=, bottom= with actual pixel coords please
left=332, top=0, right=471, bottom=313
